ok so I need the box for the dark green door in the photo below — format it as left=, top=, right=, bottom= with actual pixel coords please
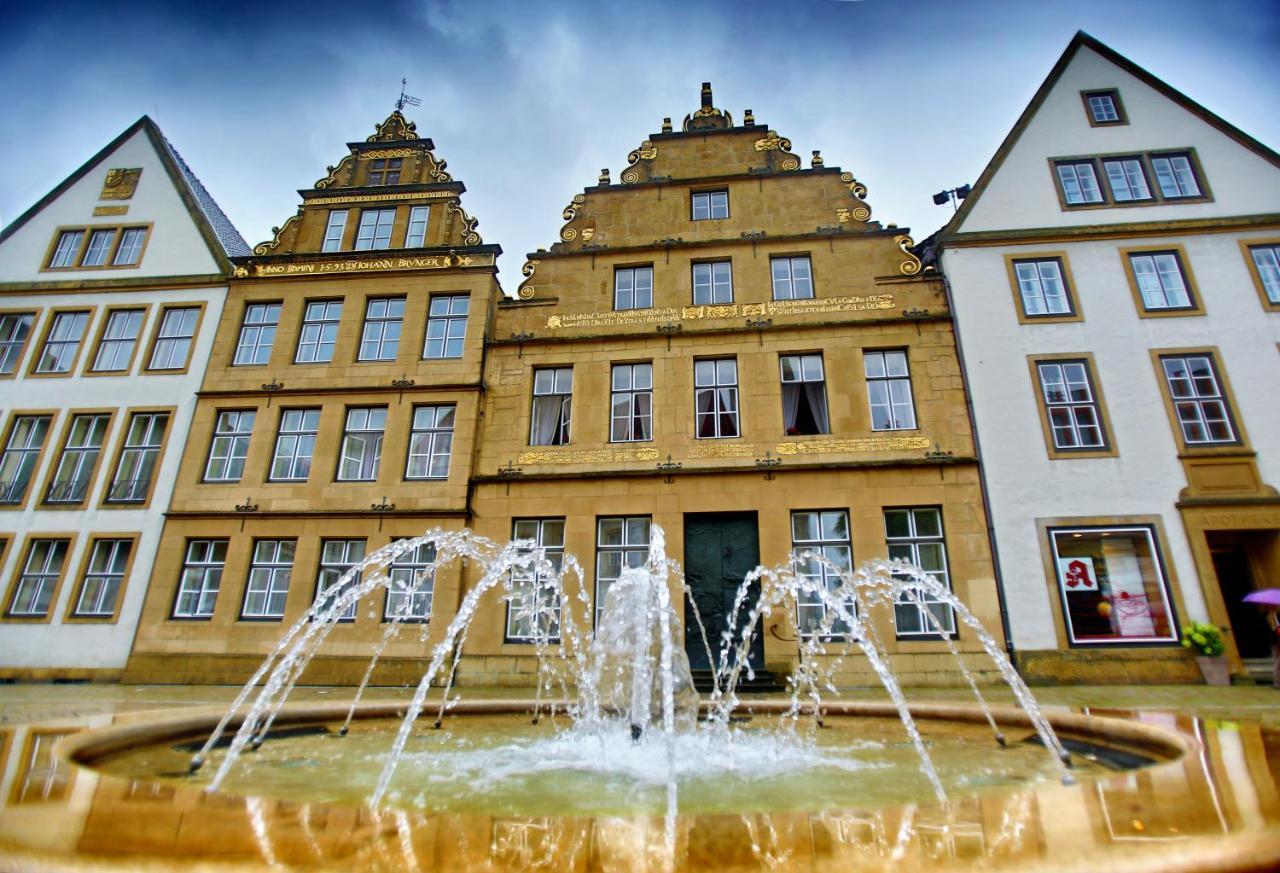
left=683, top=512, right=764, bottom=671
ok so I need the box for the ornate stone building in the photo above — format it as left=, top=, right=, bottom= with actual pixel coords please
left=124, top=112, right=500, bottom=683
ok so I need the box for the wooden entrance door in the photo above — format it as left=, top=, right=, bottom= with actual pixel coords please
left=683, top=512, right=764, bottom=671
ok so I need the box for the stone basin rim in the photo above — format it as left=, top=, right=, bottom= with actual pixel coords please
left=58, top=697, right=1196, bottom=770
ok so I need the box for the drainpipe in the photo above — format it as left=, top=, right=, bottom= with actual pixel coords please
left=937, top=259, right=1017, bottom=665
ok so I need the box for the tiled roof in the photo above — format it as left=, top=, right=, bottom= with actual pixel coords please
left=162, top=136, right=250, bottom=258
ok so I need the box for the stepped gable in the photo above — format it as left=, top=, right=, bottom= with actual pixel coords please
left=239, top=109, right=490, bottom=271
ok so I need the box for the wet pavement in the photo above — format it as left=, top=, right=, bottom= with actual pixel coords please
left=0, top=683, right=1278, bottom=871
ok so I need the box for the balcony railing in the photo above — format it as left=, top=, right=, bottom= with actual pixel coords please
left=0, top=478, right=29, bottom=504
left=105, top=478, right=151, bottom=503
left=45, top=479, right=90, bottom=504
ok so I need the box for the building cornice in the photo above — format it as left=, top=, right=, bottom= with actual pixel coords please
left=0, top=274, right=228, bottom=294
left=524, top=225, right=909, bottom=263
left=940, top=213, right=1280, bottom=249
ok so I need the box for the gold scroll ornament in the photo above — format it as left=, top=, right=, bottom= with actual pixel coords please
left=100, top=168, right=142, bottom=200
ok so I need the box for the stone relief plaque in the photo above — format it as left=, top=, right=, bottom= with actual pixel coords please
left=689, top=443, right=757, bottom=459
left=100, top=168, right=142, bottom=200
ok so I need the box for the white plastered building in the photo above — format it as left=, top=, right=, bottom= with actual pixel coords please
left=936, top=33, right=1280, bottom=683
left=0, top=117, right=245, bottom=677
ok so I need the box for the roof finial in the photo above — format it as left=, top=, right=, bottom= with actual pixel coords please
left=683, top=81, right=731, bottom=131
left=701, top=82, right=714, bottom=110
left=396, top=78, right=421, bottom=113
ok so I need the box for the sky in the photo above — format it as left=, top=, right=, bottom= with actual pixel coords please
left=1, top=0, right=1277, bottom=287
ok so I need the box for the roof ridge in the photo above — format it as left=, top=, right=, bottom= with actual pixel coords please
left=159, top=133, right=250, bottom=258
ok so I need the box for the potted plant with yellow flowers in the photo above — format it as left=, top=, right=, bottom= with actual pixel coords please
left=1181, top=622, right=1229, bottom=686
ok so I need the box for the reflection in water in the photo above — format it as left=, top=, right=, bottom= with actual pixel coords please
left=0, top=714, right=1277, bottom=870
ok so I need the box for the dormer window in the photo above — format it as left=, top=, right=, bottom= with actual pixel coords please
left=1082, top=89, right=1126, bottom=126
left=368, top=158, right=402, bottom=185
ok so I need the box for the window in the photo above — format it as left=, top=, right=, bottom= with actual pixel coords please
left=73, top=538, right=132, bottom=617
left=692, top=261, right=733, bottom=305
left=45, top=226, right=147, bottom=269
left=1011, top=258, right=1074, bottom=317
left=173, top=539, right=227, bottom=619
left=610, top=363, right=653, bottom=442
left=241, top=539, right=295, bottom=619
left=614, top=266, right=654, bottom=310
left=595, top=517, right=650, bottom=627
left=792, top=510, right=854, bottom=638
left=12, top=731, right=75, bottom=804
left=106, top=412, right=167, bottom=503
left=885, top=508, right=954, bottom=637
left=233, top=303, right=280, bottom=366
left=147, top=306, right=199, bottom=370
left=6, top=539, right=68, bottom=617
left=270, top=409, right=320, bottom=481
left=1248, top=243, right=1280, bottom=305
left=1150, top=153, right=1202, bottom=198
left=45, top=413, right=110, bottom=504
left=695, top=358, right=739, bottom=439
left=1049, top=526, right=1177, bottom=645
left=1101, top=157, right=1152, bottom=202
left=0, top=312, right=34, bottom=374
left=358, top=297, right=404, bottom=361
left=864, top=350, right=916, bottom=431
left=780, top=354, right=829, bottom=435
left=0, top=415, right=51, bottom=504
left=530, top=367, right=573, bottom=446
left=337, top=407, right=386, bottom=481
left=34, top=311, right=89, bottom=374
left=354, top=209, right=396, bottom=250
left=113, top=228, right=146, bottom=265
left=1055, top=161, right=1104, bottom=204
left=315, top=539, right=365, bottom=621
left=204, top=410, right=255, bottom=482
left=405, top=205, right=430, bottom=247
left=1128, top=251, right=1193, bottom=310
left=406, top=404, right=454, bottom=479
left=321, top=210, right=348, bottom=253
left=295, top=300, right=342, bottom=364
left=771, top=256, right=814, bottom=301
left=48, top=231, right=84, bottom=268
left=386, top=541, right=435, bottom=621
left=508, top=519, right=564, bottom=641
left=691, top=190, right=728, bottom=220
left=91, top=309, right=144, bottom=372
left=1082, top=90, right=1124, bottom=124
left=367, top=158, right=402, bottom=186
left=1035, top=360, right=1108, bottom=451
left=1160, top=354, right=1237, bottom=445
left=424, top=295, right=468, bottom=359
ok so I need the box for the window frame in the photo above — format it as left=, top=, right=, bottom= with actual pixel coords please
left=321, top=209, right=349, bottom=253
left=884, top=506, right=956, bottom=641
left=864, top=349, right=918, bottom=432
left=506, top=518, right=565, bottom=643
left=405, top=404, right=455, bottom=480
left=1100, top=155, right=1155, bottom=203
left=39, top=409, right=114, bottom=508
left=40, top=223, right=152, bottom=272
left=357, top=296, right=405, bottom=362
left=694, top=357, right=740, bottom=440
left=268, top=407, right=322, bottom=483
left=613, top=265, right=654, bottom=311
left=791, top=509, right=855, bottom=640
left=691, top=260, right=734, bottom=305
left=1240, top=237, right=1280, bottom=313
left=770, top=255, right=815, bottom=301
left=1049, top=149, right=1212, bottom=210
left=779, top=352, right=830, bottom=436
left=239, top=538, right=296, bottom=621
left=2, top=535, right=74, bottom=622
left=353, top=208, right=397, bottom=250
left=1080, top=89, right=1127, bottom=126
left=1151, top=348, right=1246, bottom=452
left=143, top=304, right=205, bottom=373
left=202, top=409, right=256, bottom=483
left=384, top=540, right=436, bottom=623
left=1042, top=521, right=1181, bottom=648
left=1120, top=245, right=1204, bottom=317
left=1004, top=253, right=1082, bottom=323
left=594, top=516, right=651, bottom=628
left=0, top=412, right=55, bottom=508
left=1052, top=159, right=1105, bottom=207
left=405, top=205, right=431, bottom=247
left=423, top=294, right=469, bottom=360
left=66, top=533, right=139, bottom=623
left=366, top=158, right=403, bottom=187
left=87, top=305, right=149, bottom=376
left=1148, top=150, right=1209, bottom=200
left=231, top=301, right=281, bottom=368
left=336, top=406, right=387, bottom=483
left=529, top=366, right=573, bottom=446
left=100, top=407, right=173, bottom=509
left=0, top=309, right=39, bottom=378
left=610, top=362, right=654, bottom=443
left=28, top=308, right=93, bottom=377
left=170, top=538, right=228, bottom=621
left=1027, top=354, right=1117, bottom=460
left=294, top=299, right=343, bottom=365
left=690, top=189, right=729, bottom=221
left=314, top=538, right=366, bottom=622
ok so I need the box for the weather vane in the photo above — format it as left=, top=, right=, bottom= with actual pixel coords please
left=396, top=78, right=421, bottom=113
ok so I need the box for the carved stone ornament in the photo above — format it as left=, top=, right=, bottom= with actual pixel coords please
left=367, top=110, right=419, bottom=142
left=753, top=131, right=792, bottom=152
left=517, top=259, right=539, bottom=299
left=682, top=82, right=732, bottom=131
left=839, top=171, right=872, bottom=221
left=621, top=140, right=658, bottom=184
left=895, top=234, right=923, bottom=276
left=314, top=155, right=354, bottom=189
left=252, top=210, right=302, bottom=256
left=560, top=193, right=586, bottom=241
left=447, top=202, right=483, bottom=246
left=100, top=168, right=142, bottom=200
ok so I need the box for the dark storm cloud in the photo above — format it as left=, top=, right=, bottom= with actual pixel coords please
left=2, top=0, right=1277, bottom=284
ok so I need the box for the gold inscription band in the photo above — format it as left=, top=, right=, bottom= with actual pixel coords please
left=238, top=252, right=494, bottom=278
left=545, top=294, right=896, bottom=329
left=775, top=437, right=932, bottom=454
